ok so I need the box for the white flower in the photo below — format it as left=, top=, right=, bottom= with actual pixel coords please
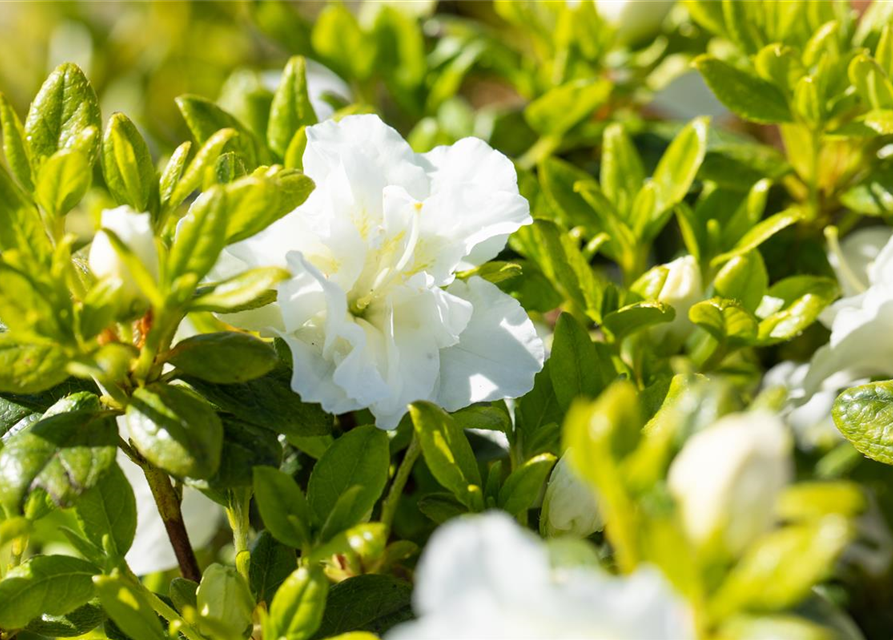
left=213, top=114, right=544, bottom=429
left=638, top=255, right=703, bottom=348
left=668, top=411, right=793, bottom=556
left=541, top=453, right=603, bottom=538
left=595, top=0, right=675, bottom=46
left=801, top=226, right=893, bottom=396
left=386, top=512, right=693, bottom=640
left=88, top=206, right=159, bottom=304
left=262, top=59, right=351, bottom=122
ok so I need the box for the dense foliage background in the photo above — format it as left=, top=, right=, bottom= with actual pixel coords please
left=4, top=1, right=893, bottom=639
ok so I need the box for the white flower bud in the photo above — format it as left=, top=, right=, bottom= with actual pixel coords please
left=649, top=255, right=703, bottom=346
left=668, top=411, right=792, bottom=556
left=88, top=206, right=158, bottom=304
left=541, top=453, right=603, bottom=538
left=595, top=0, right=675, bottom=46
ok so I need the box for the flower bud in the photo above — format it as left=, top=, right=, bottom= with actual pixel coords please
left=196, top=563, right=254, bottom=636
left=88, top=206, right=158, bottom=304
left=540, top=453, right=603, bottom=538
left=668, top=411, right=792, bottom=556
left=595, top=0, right=675, bottom=46
left=636, top=255, right=703, bottom=348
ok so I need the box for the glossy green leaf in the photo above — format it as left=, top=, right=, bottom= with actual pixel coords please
left=549, top=313, right=612, bottom=410
left=0, top=336, right=70, bottom=394
left=0, top=93, right=33, bottom=191
left=167, top=186, right=228, bottom=284
left=266, top=566, right=329, bottom=640
left=525, top=78, right=611, bottom=137
left=73, top=463, right=137, bottom=558
left=498, top=453, right=556, bottom=516
left=102, top=113, right=157, bottom=212
left=694, top=55, right=793, bottom=124
left=191, top=267, right=289, bottom=313
left=196, top=563, right=255, bottom=637
left=833, top=381, right=893, bottom=465
left=249, top=530, right=295, bottom=605
left=93, top=575, right=166, bottom=640
left=35, top=149, right=90, bottom=217
left=268, top=56, right=318, bottom=157
left=125, top=383, right=223, bottom=479
left=651, top=116, right=709, bottom=212
left=167, top=332, right=278, bottom=384
left=602, top=301, right=675, bottom=341
left=757, top=276, right=838, bottom=343
left=689, top=298, right=758, bottom=346
left=711, top=209, right=802, bottom=267
left=253, top=466, right=313, bottom=549
left=600, top=123, right=644, bottom=217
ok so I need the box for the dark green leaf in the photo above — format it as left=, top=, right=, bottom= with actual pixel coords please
left=253, top=466, right=313, bottom=549
left=249, top=530, right=295, bottom=605
left=73, top=463, right=137, bottom=558
left=549, top=313, right=612, bottom=411
left=168, top=332, right=278, bottom=384
left=498, top=453, right=556, bottom=516
left=312, top=575, right=412, bottom=639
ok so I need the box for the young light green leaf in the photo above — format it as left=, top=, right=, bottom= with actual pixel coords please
left=24, top=63, right=102, bottom=167
left=307, top=425, right=389, bottom=532
left=159, top=140, right=192, bottom=209
left=102, top=113, right=157, bottom=212
left=253, top=466, right=313, bottom=549
left=0, top=555, right=99, bottom=630
left=190, top=267, right=289, bottom=313
left=756, top=276, right=839, bottom=343
left=711, top=208, right=802, bottom=267
left=602, top=301, right=675, bottom=341
left=694, top=55, right=793, bottom=124
left=224, top=170, right=314, bottom=244
left=93, top=575, right=167, bottom=640
left=525, top=78, right=611, bottom=138
left=73, top=463, right=137, bottom=558
left=713, top=252, right=769, bottom=313
left=410, top=401, right=483, bottom=511
left=0, top=93, right=33, bottom=191
left=176, top=94, right=263, bottom=167
left=167, top=332, right=278, bottom=384
left=196, top=563, right=255, bottom=638
left=266, top=565, right=329, bottom=640
left=268, top=56, right=319, bottom=158
left=601, top=123, right=645, bottom=217
left=35, top=149, right=91, bottom=218
left=498, top=453, right=557, bottom=516
left=167, top=128, right=237, bottom=210
left=167, top=186, right=228, bottom=284
left=849, top=53, right=893, bottom=111
left=651, top=116, right=709, bottom=212
left=125, top=383, right=223, bottom=479
left=689, top=298, right=758, bottom=346
left=0, top=409, right=117, bottom=513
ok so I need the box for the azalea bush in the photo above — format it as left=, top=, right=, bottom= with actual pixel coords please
left=5, top=1, right=893, bottom=639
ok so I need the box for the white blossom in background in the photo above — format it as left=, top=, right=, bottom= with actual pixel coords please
left=540, top=452, right=603, bottom=538
left=594, top=0, right=675, bottom=46
left=801, top=225, right=893, bottom=396
left=668, top=411, right=793, bottom=556
left=386, top=512, right=693, bottom=640
left=88, top=206, right=159, bottom=304
left=643, top=255, right=703, bottom=348
left=213, top=114, right=544, bottom=429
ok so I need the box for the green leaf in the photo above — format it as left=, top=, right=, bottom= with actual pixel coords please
left=176, top=95, right=263, bottom=168
left=651, top=116, right=709, bottom=212
left=185, top=366, right=332, bottom=438
left=713, top=251, right=768, bottom=314
left=312, top=575, right=412, bottom=639
left=0, top=93, right=33, bottom=191
left=0, top=336, right=70, bottom=394
left=0, top=555, right=98, bottom=630
left=202, top=417, right=282, bottom=491
left=0, top=165, right=49, bottom=256
left=102, top=113, right=157, bottom=212
left=268, top=56, right=319, bottom=158
left=538, top=157, right=598, bottom=230
left=602, top=301, right=675, bottom=341
left=549, top=313, right=612, bottom=410
left=757, top=276, right=839, bottom=343
left=498, top=453, right=557, bottom=516
left=73, top=463, right=137, bottom=558
left=125, top=383, right=223, bottom=479
left=159, top=141, right=191, bottom=209
left=167, top=128, right=237, bottom=211
left=689, top=298, right=758, bottom=346
left=849, top=53, right=893, bottom=111
left=169, top=577, right=198, bottom=614
left=711, top=519, right=851, bottom=618
left=410, top=402, right=483, bottom=510
left=196, top=563, right=255, bottom=637
left=167, top=332, right=278, bottom=384
left=833, top=381, right=893, bottom=465
left=600, top=123, right=645, bottom=217
left=417, top=492, right=468, bottom=524
left=167, top=186, right=228, bottom=285
left=35, top=149, right=91, bottom=217
left=24, top=63, right=101, bottom=167
left=249, top=530, right=295, bottom=605
left=839, top=161, right=893, bottom=216
left=307, top=425, right=389, bottom=534
left=93, top=575, right=166, bottom=640
left=191, top=267, right=289, bottom=313
left=24, top=601, right=105, bottom=638
left=224, top=170, right=315, bottom=244
left=694, top=55, right=793, bottom=124
left=0, top=408, right=117, bottom=513
left=525, top=78, right=611, bottom=137
left=253, top=466, right=313, bottom=549
left=711, top=208, right=802, bottom=267
left=266, top=566, right=329, bottom=640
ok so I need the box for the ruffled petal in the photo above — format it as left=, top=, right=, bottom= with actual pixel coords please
left=436, top=277, right=544, bottom=411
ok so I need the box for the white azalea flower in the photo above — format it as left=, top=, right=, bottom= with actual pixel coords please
left=541, top=452, right=603, bottom=538
left=668, top=411, right=793, bottom=556
left=88, top=206, right=158, bottom=304
left=635, top=255, right=703, bottom=349
left=802, top=226, right=893, bottom=395
left=386, top=512, right=693, bottom=640
left=213, top=114, right=544, bottom=429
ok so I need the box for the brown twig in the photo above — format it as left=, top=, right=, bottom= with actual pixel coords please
left=142, top=464, right=202, bottom=582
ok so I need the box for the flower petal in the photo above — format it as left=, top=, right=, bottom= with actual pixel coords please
left=436, top=277, right=544, bottom=411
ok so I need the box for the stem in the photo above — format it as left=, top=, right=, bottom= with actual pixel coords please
left=226, top=487, right=253, bottom=582
left=380, top=433, right=421, bottom=531
left=142, top=464, right=202, bottom=582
